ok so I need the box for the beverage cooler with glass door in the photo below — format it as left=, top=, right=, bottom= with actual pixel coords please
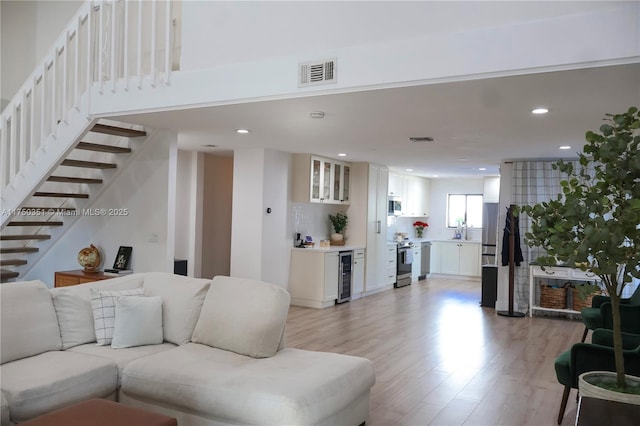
left=337, top=251, right=353, bottom=303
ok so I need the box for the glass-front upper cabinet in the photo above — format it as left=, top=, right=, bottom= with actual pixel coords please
left=307, top=155, right=351, bottom=204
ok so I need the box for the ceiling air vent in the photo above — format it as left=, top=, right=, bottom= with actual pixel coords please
left=299, top=59, right=337, bottom=87
left=409, top=137, right=436, bottom=143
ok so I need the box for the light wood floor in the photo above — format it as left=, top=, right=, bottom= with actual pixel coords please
left=286, top=277, right=585, bottom=426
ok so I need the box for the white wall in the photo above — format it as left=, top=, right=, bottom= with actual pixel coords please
left=230, top=149, right=265, bottom=281
left=427, top=178, right=485, bottom=241
left=24, top=131, right=178, bottom=287
left=91, top=2, right=639, bottom=116
left=229, top=148, right=292, bottom=288
left=181, top=2, right=634, bottom=72
left=0, top=1, right=81, bottom=108
left=175, top=150, right=204, bottom=277
left=201, top=154, right=233, bottom=279
left=260, top=149, right=292, bottom=287
left=496, top=162, right=515, bottom=312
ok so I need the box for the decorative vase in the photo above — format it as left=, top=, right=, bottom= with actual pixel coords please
left=415, top=228, right=424, bottom=238
left=579, top=371, right=640, bottom=405
left=330, top=233, right=345, bottom=246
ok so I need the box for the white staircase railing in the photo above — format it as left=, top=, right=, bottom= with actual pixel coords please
left=1, top=0, right=177, bottom=226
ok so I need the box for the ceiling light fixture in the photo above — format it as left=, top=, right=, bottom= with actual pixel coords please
left=433, top=175, right=439, bottom=178
left=531, top=107, right=549, bottom=114
left=405, top=168, right=413, bottom=172
left=559, top=145, right=571, bottom=150
left=310, top=111, right=325, bottom=119
left=236, top=129, right=250, bottom=134
left=338, top=153, right=347, bottom=157
left=478, top=167, right=486, bottom=171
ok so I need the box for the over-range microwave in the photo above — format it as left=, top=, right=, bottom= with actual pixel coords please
left=388, top=197, right=402, bottom=216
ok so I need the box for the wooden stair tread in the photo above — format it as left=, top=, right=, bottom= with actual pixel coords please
left=0, top=269, right=19, bottom=280
left=0, top=259, right=28, bottom=266
left=76, top=142, right=132, bottom=154
left=34, top=192, right=89, bottom=199
left=61, top=159, right=117, bottom=169
left=0, top=247, right=39, bottom=254
left=7, top=221, right=64, bottom=227
left=91, top=124, right=146, bottom=138
left=0, top=234, right=51, bottom=241
left=48, top=176, right=103, bottom=184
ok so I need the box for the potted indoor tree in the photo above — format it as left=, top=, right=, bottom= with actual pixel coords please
left=328, top=212, right=348, bottom=246
left=521, top=107, right=640, bottom=397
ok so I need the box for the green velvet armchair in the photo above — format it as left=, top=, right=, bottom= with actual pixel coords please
left=580, top=284, right=640, bottom=342
left=554, top=329, right=640, bottom=424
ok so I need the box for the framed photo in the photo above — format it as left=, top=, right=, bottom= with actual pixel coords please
left=112, top=246, right=132, bottom=270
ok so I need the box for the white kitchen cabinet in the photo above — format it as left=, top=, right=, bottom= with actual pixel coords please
left=438, top=241, right=481, bottom=277
left=388, top=172, right=403, bottom=198
left=289, top=250, right=339, bottom=308
left=411, top=245, right=422, bottom=281
left=292, top=154, right=351, bottom=204
left=352, top=248, right=366, bottom=297
left=388, top=172, right=431, bottom=217
left=384, top=244, right=397, bottom=287
left=404, top=176, right=431, bottom=217
left=365, top=164, right=394, bottom=293
left=431, top=242, right=441, bottom=273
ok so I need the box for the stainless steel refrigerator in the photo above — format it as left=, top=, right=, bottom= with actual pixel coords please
left=482, top=203, right=499, bottom=266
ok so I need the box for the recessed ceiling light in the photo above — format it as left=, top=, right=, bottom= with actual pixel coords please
left=531, top=107, right=549, bottom=114
left=236, top=129, right=250, bottom=134
left=201, top=144, right=218, bottom=148
left=479, top=167, right=486, bottom=171
left=433, top=174, right=439, bottom=178
left=559, top=145, right=571, bottom=150
left=310, top=111, right=325, bottom=119
left=405, top=168, right=413, bottom=172
left=338, top=153, right=347, bottom=157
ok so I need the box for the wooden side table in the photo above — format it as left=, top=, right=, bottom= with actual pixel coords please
left=54, top=270, right=113, bottom=287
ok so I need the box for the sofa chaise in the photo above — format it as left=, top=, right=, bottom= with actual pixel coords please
left=0, top=273, right=375, bottom=425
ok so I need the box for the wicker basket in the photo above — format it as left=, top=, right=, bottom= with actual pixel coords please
left=572, top=291, right=600, bottom=312
left=540, top=282, right=567, bottom=309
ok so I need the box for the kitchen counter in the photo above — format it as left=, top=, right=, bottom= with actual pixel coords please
left=291, top=245, right=365, bottom=253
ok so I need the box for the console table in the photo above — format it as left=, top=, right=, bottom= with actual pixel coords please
left=54, top=270, right=113, bottom=287
left=529, top=265, right=600, bottom=317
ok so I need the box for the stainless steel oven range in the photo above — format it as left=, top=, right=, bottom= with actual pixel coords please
left=396, top=241, right=414, bottom=288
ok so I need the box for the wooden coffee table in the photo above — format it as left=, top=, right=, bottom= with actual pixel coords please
left=20, top=399, right=177, bottom=426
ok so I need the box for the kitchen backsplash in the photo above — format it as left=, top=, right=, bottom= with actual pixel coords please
left=293, top=203, right=346, bottom=243
left=395, top=216, right=482, bottom=241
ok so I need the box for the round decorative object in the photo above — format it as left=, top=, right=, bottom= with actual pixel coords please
left=77, top=244, right=101, bottom=272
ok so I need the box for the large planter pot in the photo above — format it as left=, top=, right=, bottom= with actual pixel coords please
left=579, top=371, right=640, bottom=405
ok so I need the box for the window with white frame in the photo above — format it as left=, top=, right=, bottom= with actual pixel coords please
left=447, top=194, right=483, bottom=228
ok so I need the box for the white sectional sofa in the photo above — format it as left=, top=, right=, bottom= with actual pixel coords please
left=0, top=273, right=375, bottom=425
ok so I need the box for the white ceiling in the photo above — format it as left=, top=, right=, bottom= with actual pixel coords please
left=117, top=62, right=640, bottom=178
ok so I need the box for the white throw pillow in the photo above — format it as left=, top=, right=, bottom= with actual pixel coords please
left=191, top=276, right=290, bottom=358
left=90, top=288, right=144, bottom=345
left=111, top=296, right=163, bottom=349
